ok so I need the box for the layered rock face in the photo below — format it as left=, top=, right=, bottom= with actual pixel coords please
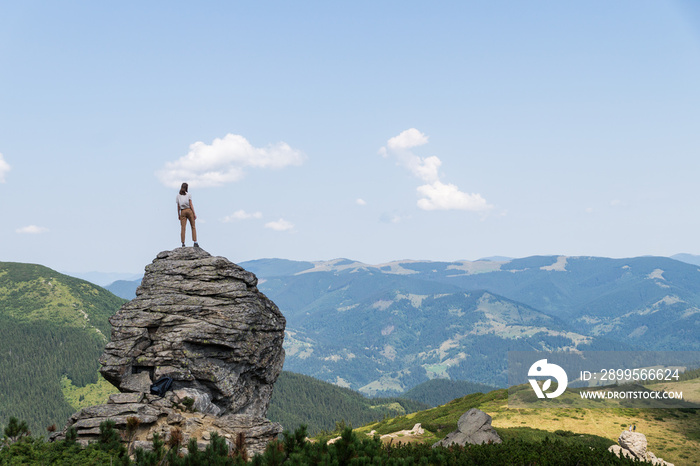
left=100, top=247, right=285, bottom=416
left=56, top=248, right=286, bottom=456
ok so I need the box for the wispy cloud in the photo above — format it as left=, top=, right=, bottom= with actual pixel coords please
left=221, top=210, right=263, bottom=222
left=16, top=225, right=49, bottom=234
left=0, top=153, right=10, bottom=183
left=379, top=129, right=439, bottom=183
left=265, top=218, right=294, bottom=232
left=416, top=181, right=490, bottom=211
left=157, top=133, right=305, bottom=188
left=380, top=128, right=492, bottom=212
left=356, top=198, right=367, bottom=206
left=610, top=199, right=628, bottom=208
left=380, top=213, right=406, bottom=224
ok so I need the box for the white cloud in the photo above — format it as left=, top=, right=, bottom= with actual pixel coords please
left=0, top=153, right=10, bottom=183
left=265, top=218, right=294, bottom=232
left=379, top=129, right=439, bottom=183
left=222, top=210, right=263, bottom=222
left=416, top=182, right=492, bottom=211
left=380, top=129, right=493, bottom=212
left=380, top=213, right=404, bottom=224
left=387, top=128, right=429, bottom=151
left=16, top=225, right=49, bottom=234
left=157, top=133, right=305, bottom=188
left=356, top=198, right=367, bottom=206
left=408, top=155, right=441, bottom=183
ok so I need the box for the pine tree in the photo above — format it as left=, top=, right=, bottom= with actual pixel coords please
left=3, top=416, right=30, bottom=444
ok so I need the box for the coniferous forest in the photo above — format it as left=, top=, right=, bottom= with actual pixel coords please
left=0, top=314, right=105, bottom=436
left=0, top=419, right=642, bottom=465
left=0, top=262, right=125, bottom=436
left=267, top=372, right=429, bottom=435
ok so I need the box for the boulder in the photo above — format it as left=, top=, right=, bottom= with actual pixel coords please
left=432, top=408, right=502, bottom=448
left=99, top=247, right=286, bottom=417
left=54, top=248, right=285, bottom=457
left=608, top=430, right=674, bottom=466
left=618, top=430, right=647, bottom=459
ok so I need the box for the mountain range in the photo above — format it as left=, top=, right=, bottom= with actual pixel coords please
left=101, top=254, right=700, bottom=395
left=240, top=256, right=700, bottom=394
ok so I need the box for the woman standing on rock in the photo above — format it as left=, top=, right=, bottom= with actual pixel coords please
left=177, top=182, right=199, bottom=248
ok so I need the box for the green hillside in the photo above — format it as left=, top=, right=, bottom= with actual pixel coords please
left=0, top=262, right=120, bottom=336
left=0, top=262, right=125, bottom=436
left=354, top=384, right=700, bottom=466
left=267, top=371, right=428, bottom=435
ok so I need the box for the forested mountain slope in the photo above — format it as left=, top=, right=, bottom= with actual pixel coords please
left=400, top=378, right=497, bottom=407
left=267, top=371, right=428, bottom=434
left=244, top=255, right=700, bottom=392
left=0, top=262, right=125, bottom=435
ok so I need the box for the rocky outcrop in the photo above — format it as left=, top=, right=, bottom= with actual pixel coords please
left=432, top=408, right=502, bottom=447
left=608, top=430, right=674, bottom=466
left=54, top=248, right=286, bottom=456
left=100, top=248, right=285, bottom=416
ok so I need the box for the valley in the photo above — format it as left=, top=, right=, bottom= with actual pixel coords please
left=242, top=255, right=700, bottom=393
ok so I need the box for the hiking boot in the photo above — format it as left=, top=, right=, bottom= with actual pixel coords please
left=181, top=243, right=186, bottom=247
left=194, top=242, right=200, bottom=248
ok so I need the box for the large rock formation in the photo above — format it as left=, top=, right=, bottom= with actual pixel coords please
left=55, top=248, right=286, bottom=456
left=432, top=408, right=502, bottom=448
left=100, top=247, right=285, bottom=416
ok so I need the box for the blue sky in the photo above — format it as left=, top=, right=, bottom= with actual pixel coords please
left=2, top=1, right=700, bottom=274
